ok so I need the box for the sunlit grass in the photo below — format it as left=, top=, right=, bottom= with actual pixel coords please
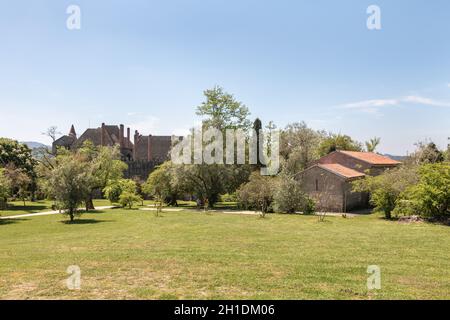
left=0, top=209, right=449, bottom=299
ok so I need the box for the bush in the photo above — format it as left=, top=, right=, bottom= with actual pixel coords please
left=273, top=175, right=315, bottom=214
left=220, top=193, right=238, bottom=203
left=103, top=179, right=137, bottom=204
left=237, top=172, right=275, bottom=217
left=398, top=163, right=450, bottom=218
left=352, top=165, right=418, bottom=219
left=119, top=191, right=143, bottom=209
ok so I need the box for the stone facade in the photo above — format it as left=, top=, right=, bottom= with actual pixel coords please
left=298, top=151, right=400, bottom=212
left=53, top=123, right=175, bottom=180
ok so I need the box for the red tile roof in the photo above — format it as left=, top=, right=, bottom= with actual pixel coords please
left=318, top=163, right=366, bottom=179
left=338, top=151, right=401, bottom=165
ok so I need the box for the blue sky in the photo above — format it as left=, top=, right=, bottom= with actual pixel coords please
left=0, top=0, right=449, bottom=154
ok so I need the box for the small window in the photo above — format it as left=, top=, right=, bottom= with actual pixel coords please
left=315, top=179, right=319, bottom=191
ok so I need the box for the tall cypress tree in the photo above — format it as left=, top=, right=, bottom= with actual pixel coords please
left=253, top=118, right=262, bottom=167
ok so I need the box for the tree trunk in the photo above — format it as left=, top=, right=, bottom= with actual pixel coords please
left=69, top=209, right=74, bottom=222
left=85, top=193, right=95, bottom=211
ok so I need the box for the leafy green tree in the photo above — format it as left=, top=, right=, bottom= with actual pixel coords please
left=237, top=172, right=275, bottom=217
left=353, top=165, right=418, bottom=219
left=78, top=141, right=127, bottom=210
left=143, top=162, right=181, bottom=214
left=0, top=138, right=37, bottom=200
left=119, top=191, right=142, bottom=209
left=273, top=175, right=315, bottom=214
left=0, top=168, right=11, bottom=210
left=365, top=137, right=381, bottom=153
left=172, top=87, right=252, bottom=208
left=196, top=86, right=251, bottom=130
left=48, top=155, right=91, bottom=222
left=318, top=134, right=363, bottom=157
left=3, top=166, right=31, bottom=206
left=103, top=179, right=137, bottom=204
left=413, top=141, right=445, bottom=164
left=0, top=138, right=36, bottom=177
left=399, top=163, right=450, bottom=218
left=280, top=122, right=324, bottom=175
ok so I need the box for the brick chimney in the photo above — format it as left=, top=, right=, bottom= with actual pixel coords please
left=133, top=130, right=139, bottom=160
left=127, top=127, right=131, bottom=147
left=119, top=124, right=124, bottom=148
left=101, top=123, right=106, bottom=146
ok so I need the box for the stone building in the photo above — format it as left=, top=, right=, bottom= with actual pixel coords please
left=53, top=123, right=175, bottom=180
left=298, top=151, right=400, bottom=212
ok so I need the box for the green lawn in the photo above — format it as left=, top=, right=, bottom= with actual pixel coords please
left=0, top=209, right=449, bottom=300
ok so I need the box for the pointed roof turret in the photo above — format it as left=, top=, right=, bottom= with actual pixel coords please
left=69, top=125, right=77, bottom=138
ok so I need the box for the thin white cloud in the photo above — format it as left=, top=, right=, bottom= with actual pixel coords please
left=403, top=95, right=450, bottom=107
left=339, top=95, right=450, bottom=113
left=340, top=99, right=399, bottom=110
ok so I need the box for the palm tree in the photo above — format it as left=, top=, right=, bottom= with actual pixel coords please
left=365, top=137, right=381, bottom=153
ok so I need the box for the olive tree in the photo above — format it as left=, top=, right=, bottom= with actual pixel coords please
left=48, top=155, right=91, bottom=222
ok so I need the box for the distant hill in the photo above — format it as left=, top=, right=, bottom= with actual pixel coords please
left=21, top=141, right=51, bottom=150
left=383, top=154, right=408, bottom=162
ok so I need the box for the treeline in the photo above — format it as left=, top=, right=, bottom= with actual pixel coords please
left=1, top=86, right=449, bottom=222
left=353, top=141, right=450, bottom=220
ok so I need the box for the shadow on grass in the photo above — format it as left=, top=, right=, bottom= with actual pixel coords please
left=60, top=219, right=115, bottom=225
left=3, top=204, right=49, bottom=213
left=0, top=218, right=30, bottom=225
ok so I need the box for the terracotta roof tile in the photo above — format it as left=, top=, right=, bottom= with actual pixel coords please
left=318, top=163, right=366, bottom=179
left=338, top=151, right=401, bottom=165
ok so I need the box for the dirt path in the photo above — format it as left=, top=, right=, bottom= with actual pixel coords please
left=0, top=206, right=116, bottom=220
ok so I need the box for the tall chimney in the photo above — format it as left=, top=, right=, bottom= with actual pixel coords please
left=133, top=130, right=139, bottom=160
left=127, top=127, right=131, bottom=147
left=147, top=135, right=152, bottom=161
left=119, top=124, right=124, bottom=148
left=101, top=123, right=106, bottom=146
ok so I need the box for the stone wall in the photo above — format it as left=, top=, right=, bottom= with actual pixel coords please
left=300, top=166, right=369, bottom=212
left=124, top=160, right=158, bottom=181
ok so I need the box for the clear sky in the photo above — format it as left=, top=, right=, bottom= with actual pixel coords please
left=0, top=0, right=449, bottom=155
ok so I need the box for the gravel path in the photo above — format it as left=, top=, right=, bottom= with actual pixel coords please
left=0, top=206, right=116, bottom=220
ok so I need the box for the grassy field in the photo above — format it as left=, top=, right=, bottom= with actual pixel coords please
left=0, top=208, right=449, bottom=300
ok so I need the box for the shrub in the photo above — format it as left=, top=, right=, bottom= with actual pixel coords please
left=273, top=175, right=315, bottom=214
left=119, top=191, right=143, bottom=209
left=103, top=179, right=137, bottom=204
left=237, top=172, right=275, bottom=217
left=352, top=165, right=418, bottom=219
left=398, top=163, right=450, bottom=218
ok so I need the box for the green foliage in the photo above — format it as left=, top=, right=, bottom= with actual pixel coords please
left=119, top=191, right=143, bottom=209
left=103, top=179, right=137, bottom=204
left=47, top=155, right=91, bottom=221
left=273, top=175, right=315, bottom=214
left=413, top=141, right=445, bottom=164
left=365, top=137, right=381, bottom=153
left=352, top=165, right=418, bottom=219
left=143, top=162, right=180, bottom=206
left=280, top=122, right=324, bottom=175
left=0, top=138, right=36, bottom=178
left=196, top=86, right=251, bottom=130
left=318, top=134, right=363, bottom=157
left=220, top=193, right=238, bottom=202
left=77, top=141, right=127, bottom=209
left=0, top=168, right=11, bottom=209
left=237, top=172, right=275, bottom=217
left=398, top=163, right=450, bottom=218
